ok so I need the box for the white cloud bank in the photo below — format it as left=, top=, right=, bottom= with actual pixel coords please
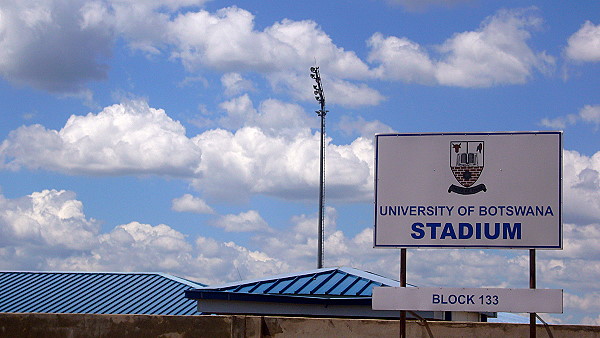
left=0, top=188, right=287, bottom=284
left=164, top=6, right=383, bottom=106
left=0, top=99, right=374, bottom=202
left=165, top=6, right=555, bottom=94
left=2, top=188, right=600, bottom=323
left=3, top=99, right=600, bottom=211
left=0, top=2, right=557, bottom=103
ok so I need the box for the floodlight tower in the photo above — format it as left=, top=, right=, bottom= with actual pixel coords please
left=310, top=66, right=328, bottom=269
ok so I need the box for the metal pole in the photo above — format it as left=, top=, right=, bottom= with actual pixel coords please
left=310, top=66, right=327, bottom=269
left=530, top=249, right=536, bottom=338
left=317, top=111, right=325, bottom=269
left=400, top=248, right=407, bottom=338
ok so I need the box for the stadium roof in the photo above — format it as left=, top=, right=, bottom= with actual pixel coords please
left=0, top=271, right=206, bottom=315
left=185, top=266, right=431, bottom=319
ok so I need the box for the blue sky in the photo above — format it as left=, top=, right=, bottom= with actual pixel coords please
left=0, top=0, right=599, bottom=324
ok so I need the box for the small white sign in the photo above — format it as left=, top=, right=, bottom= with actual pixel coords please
left=372, top=287, right=563, bottom=313
left=374, top=132, right=562, bottom=249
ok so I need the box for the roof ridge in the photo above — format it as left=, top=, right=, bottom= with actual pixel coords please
left=198, top=267, right=342, bottom=290
left=197, top=266, right=401, bottom=291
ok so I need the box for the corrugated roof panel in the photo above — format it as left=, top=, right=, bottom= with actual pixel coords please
left=79, top=275, right=140, bottom=314
left=324, top=273, right=351, bottom=295
left=251, top=280, right=276, bottom=294
left=107, top=275, right=174, bottom=314
left=339, top=275, right=362, bottom=295
left=282, top=275, right=313, bottom=295
left=293, top=273, right=322, bottom=294
left=7, top=273, right=59, bottom=312
left=91, top=279, right=130, bottom=313
left=231, top=282, right=256, bottom=293
left=272, top=277, right=297, bottom=294
left=311, top=271, right=344, bottom=294
left=356, top=281, right=383, bottom=297
left=35, top=274, right=110, bottom=313
left=159, top=289, right=198, bottom=314
left=0, top=271, right=206, bottom=315
left=7, top=273, right=73, bottom=312
left=345, top=277, right=370, bottom=296
left=99, top=274, right=163, bottom=314
left=166, top=293, right=198, bottom=316
left=60, top=273, right=128, bottom=314
left=130, top=278, right=177, bottom=314
left=144, top=281, right=188, bottom=314
left=0, top=273, right=42, bottom=310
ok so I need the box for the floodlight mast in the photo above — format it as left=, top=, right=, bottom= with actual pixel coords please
left=310, top=66, right=328, bottom=269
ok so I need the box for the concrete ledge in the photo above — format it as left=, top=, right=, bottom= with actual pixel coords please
left=1, top=313, right=600, bottom=337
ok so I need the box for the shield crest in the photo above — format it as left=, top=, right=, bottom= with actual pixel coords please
left=450, top=141, right=484, bottom=187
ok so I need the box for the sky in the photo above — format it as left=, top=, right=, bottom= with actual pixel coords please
left=0, top=0, right=599, bottom=325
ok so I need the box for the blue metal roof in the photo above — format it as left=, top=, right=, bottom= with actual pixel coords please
left=189, top=267, right=403, bottom=298
left=184, top=267, right=414, bottom=318
left=0, top=271, right=206, bottom=315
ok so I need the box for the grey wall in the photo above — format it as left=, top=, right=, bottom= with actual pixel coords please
left=1, top=313, right=599, bottom=338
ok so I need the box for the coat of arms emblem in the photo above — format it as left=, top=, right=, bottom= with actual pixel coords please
left=448, top=141, right=487, bottom=195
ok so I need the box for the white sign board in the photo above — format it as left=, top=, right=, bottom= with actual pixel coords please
left=374, top=132, right=562, bottom=249
left=372, top=287, right=563, bottom=313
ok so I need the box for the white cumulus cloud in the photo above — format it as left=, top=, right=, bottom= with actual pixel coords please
left=565, top=21, right=600, bottom=62
left=267, top=71, right=386, bottom=108
left=368, top=8, right=554, bottom=87
left=338, top=115, right=396, bottom=138
left=0, top=0, right=113, bottom=93
left=0, top=99, right=374, bottom=203
left=165, top=6, right=382, bottom=107
left=368, top=33, right=436, bottom=83
left=0, top=188, right=287, bottom=284
left=217, top=94, right=316, bottom=136
left=171, top=194, right=214, bottom=214
left=435, top=8, right=554, bottom=87
left=0, top=100, right=202, bottom=176
left=541, top=105, right=600, bottom=130
left=167, top=7, right=370, bottom=78
left=211, top=210, right=272, bottom=233
left=0, top=189, right=98, bottom=251
left=563, top=150, right=600, bottom=224
left=190, top=126, right=373, bottom=202
left=0, top=2, right=555, bottom=102
left=221, top=72, right=255, bottom=96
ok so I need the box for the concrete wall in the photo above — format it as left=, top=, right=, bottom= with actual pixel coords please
left=1, top=313, right=600, bottom=338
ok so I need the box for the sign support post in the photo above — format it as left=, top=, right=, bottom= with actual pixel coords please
left=400, top=248, right=406, bottom=338
left=530, top=249, right=536, bottom=338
